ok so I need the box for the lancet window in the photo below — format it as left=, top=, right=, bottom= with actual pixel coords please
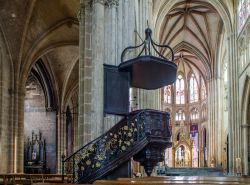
left=176, top=75, right=185, bottom=104
left=189, top=73, right=198, bottom=103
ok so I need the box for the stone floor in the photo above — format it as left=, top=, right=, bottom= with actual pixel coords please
left=157, top=167, right=224, bottom=176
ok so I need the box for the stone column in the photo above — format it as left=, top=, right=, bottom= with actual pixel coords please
left=207, top=77, right=224, bottom=167
left=78, top=0, right=92, bottom=147
left=12, top=82, right=25, bottom=173
left=227, top=31, right=239, bottom=175
left=136, top=0, right=160, bottom=110
left=77, top=0, right=85, bottom=149
left=56, top=109, right=61, bottom=173
left=0, top=49, right=2, bottom=172
left=103, top=0, right=120, bottom=131
left=0, top=44, right=15, bottom=173
left=242, top=124, right=248, bottom=175
left=91, top=0, right=105, bottom=139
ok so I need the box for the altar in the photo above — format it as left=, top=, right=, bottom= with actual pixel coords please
left=24, top=131, right=49, bottom=173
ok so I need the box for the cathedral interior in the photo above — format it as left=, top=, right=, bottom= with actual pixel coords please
left=1, top=0, right=250, bottom=184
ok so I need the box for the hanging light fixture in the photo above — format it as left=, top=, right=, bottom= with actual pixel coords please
left=118, top=27, right=177, bottom=90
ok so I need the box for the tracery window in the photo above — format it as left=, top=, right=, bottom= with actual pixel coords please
left=238, top=0, right=250, bottom=32
left=189, top=73, right=198, bottom=103
left=163, top=85, right=171, bottom=104
left=201, top=78, right=206, bottom=100
left=176, top=75, right=185, bottom=104
left=191, top=108, right=199, bottom=121
left=175, top=109, right=185, bottom=121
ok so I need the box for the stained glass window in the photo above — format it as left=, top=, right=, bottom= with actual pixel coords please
left=238, top=0, right=250, bottom=32
left=189, top=74, right=198, bottom=103
left=163, top=85, right=171, bottom=104
left=175, top=109, right=185, bottom=121
left=191, top=108, right=199, bottom=120
left=176, top=75, right=185, bottom=104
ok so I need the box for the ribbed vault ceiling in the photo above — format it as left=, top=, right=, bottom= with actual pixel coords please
left=0, top=0, right=79, bottom=107
left=158, top=0, right=223, bottom=78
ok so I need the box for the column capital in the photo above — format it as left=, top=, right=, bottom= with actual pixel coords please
left=105, top=0, right=119, bottom=7
left=92, top=0, right=105, bottom=5
left=78, top=1, right=92, bottom=21
left=91, top=0, right=119, bottom=7
left=77, top=3, right=85, bottom=22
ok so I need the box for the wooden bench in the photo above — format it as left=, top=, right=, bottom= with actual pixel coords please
left=0, top=174, right=15, bottom=185
left=117, top=176, right=250, bottom=182
left=94, top=176, right=250, bottom=185
left=33, top=183, right=90, bottom=185
left=0, top=174, right=72, bottom=185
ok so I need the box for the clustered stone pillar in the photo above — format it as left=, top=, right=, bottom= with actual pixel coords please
left=78, top=0, right=140, bottom=145
left=0, top=43, right=16, bottom=173
left=103, top=0, right=119, bottom=132
left=227, top=31, right=239, bottom=175
left=78, top=0, right=93, bottom=147
left=136, top=0, right=160, bottom=111
left=78, top=0, right=85, bottom=149
left=16, top=88, right=25, bottom=172
left=207, top=77, right=224, bottom=167
left=90, top=0, right=105, bottom=140
left=77, top=0, right=160, bottom=151
left=239, top=24, right=250, bottom=175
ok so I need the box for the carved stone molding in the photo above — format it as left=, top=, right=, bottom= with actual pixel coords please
left=92, top=0, right=105, bottom=5
left=91, top=0, right=119, bottom=7
left=78, top=0, right=92, bottom=21
left=77, top=3, right=85, bottom=21
left=241, top=124, right=250, bottom=128
left=105, top=0, right=119, bottom=7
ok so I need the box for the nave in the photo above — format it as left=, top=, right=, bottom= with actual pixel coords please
left=1, top=0, right=250, bottom=184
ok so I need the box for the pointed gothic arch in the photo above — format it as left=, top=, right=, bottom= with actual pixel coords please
left=24, top=59, right=58, bottom=173
left=20, top=18, right=79, bottom=91
left=172, top=42, right=211, bottom=80
left=241, top=75, right=250, bottom=175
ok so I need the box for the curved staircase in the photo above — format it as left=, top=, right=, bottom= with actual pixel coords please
left=62, top=109, right=171, bottom=184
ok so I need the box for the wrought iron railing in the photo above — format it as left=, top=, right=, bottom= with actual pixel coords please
left=62, top=109, right=150, bottom=183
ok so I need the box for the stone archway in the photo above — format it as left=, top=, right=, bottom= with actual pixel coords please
left=241, top=76, right=250, bottom=175
left=24, top=59, right=58, bottom=173
left=247, top=86, right=250, bottom=175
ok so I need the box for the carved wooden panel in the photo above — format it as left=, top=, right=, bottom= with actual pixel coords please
left=104, top=64, right=130, bottom=115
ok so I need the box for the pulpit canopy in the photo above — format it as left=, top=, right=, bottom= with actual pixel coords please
left=118, top=27, right=177, bottom=90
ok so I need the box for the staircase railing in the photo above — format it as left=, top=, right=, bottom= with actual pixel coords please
left=62, top=109, right=150, bottom=183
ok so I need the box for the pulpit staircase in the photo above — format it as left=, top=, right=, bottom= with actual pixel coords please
left=62, top=109, right=171, bottom=184
left=63, top=27, right=176, bottom=184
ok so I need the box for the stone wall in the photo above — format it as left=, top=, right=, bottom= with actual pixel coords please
left=24, top=75, right=56, bottom=173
